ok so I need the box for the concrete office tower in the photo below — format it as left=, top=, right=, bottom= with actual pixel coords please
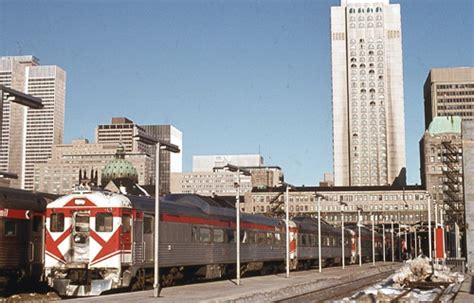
left=424, top=67, right=474, bottom=129
left=331, top=0, right=406, bottom=187
left=462, top=120, right=474, bottom=270
left=141, top=125, right=183, bottom=194
left=0, top=56, right=66, bottom=190
left=192, top=154, right=263, bottom=172
left=96, top=117, right=149, bottom=153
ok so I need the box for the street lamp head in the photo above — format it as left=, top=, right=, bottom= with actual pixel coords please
left=314, top=192, right=327, bottom=200
left=133, top=134, right=180, bottom=153
left=216, top=164, right=251, bottom=176
left=0, top=171, right=19, bottom=179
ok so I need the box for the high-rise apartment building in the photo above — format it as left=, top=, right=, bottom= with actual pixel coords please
left=96, top=118, right=183, bottom=194
left=331, top=0, right=406, bottom=187
left=423, top=67, right=474, bottom=129
left=0, top=56, right=66, bottom=190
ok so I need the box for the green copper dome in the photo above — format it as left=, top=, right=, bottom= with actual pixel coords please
left=428, top=116, right=461, bottom=135
left=101, top=145, right=138, bottom=185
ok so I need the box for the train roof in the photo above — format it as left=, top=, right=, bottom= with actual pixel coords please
left=163, top=194, right=282, bottom=228
left=48, top=191, right=282, bottom=229
left=0, top=187, right=48, bottom=211
left=292, top=216, right=352, bottom=236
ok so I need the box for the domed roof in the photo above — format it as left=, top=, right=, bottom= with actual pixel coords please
left=101, top=145, right=138, bottom=186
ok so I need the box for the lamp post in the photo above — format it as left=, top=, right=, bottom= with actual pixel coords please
left=283, top=183, right=295, bottom=278
left=357, top=207, right=363, bottom=267
left=216, top=164, right=251, bottom=286
left=414, top=224, right=418, bottom=257
left=134, top=134, right=180, bottom=298
left=391, top=220, right=395, bottom=262
left=428, top=194, right=432, bottom=261
left=383, top=222, right=386, bottom=263
left=371, top=213, right=375, bottom=265
left=339, top=201, right=348, bottom=269
left=315, top=193, right=326, bottom=273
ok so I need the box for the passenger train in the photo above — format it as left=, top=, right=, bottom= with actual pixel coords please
left=0, top=188, right=53, bottom=292
left=43, top=189, right=386, bottom=296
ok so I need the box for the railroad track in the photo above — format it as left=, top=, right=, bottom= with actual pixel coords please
left=275, top=271, right=394, bottom=303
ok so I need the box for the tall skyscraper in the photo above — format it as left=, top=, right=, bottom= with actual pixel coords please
left=0, top=56, right=66, bottom=190
left=141, top=124, right=183, bottom=194
left=331, top=0, right=406, bottom=187
left=423, top=67, right=474, bottom=129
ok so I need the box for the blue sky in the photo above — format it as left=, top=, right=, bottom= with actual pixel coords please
left=0, top=0, right=473, bottom=186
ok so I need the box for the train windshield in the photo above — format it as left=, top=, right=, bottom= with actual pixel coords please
left=74, top=213, right=90, bottom=232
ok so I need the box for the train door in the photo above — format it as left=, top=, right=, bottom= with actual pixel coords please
left=72, top=211, right=90, bottom=263
left=121, top=209, right=132, bottom=263
left=143, top=214, right=154, bottom=262
left=133, top=212, right=144, bottom=263
left=30, top=214, right=44, bottom=278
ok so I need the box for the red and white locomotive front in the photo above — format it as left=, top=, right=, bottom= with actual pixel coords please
left=45, top=190, right=133, bottom=296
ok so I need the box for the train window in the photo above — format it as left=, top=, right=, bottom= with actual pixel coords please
left=4, top=221, right=16, bottom=236
left=256, top=232, right=266, bottom=244
left=32, top=216, right=42, bottom=232
left=144, top=217, right=153, bottom=234
left=247, top=231, right=256, bottom=244
left=199, top=228, right=211, bottom=243
left=213, top=229, right=224, bottom=243
left=274, top=233, right=281, bottom=245
left=192, top=227, right=199, bottom=242
left=332, top=238, right=337, bottom=246
left=326, top=237, right=331, bottom=246
left=50, top=213, right=64, bottom=232
left=226, top=229, right=235, bottom=243
left=304, top=234, right=310, bottom=246
left=122, top=214, right=131, bottom=233
left=96, top=213, right=113, bottom=232
left=266, top=232, right=274, bottom=244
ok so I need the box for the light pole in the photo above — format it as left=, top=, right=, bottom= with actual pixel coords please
left=219, top=164, right=251, bottom=286
left=315, top=193, right=326, bottom=273
left=284, top=183, right=295, bottom=278
left=357, top=207, right=363, bottom=267
left=134, top=134, right=180, bottom=298
left=428, top=194, right=432, bottom=261
left=371, top=213, right=375, bottom=265
left=339, top=201, right=348, bottom=269
left=414, top=224, right=417, bottom=257
left=391, top=220, right=395, bottom=262
left=383, top=222, right=386, bottom=262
